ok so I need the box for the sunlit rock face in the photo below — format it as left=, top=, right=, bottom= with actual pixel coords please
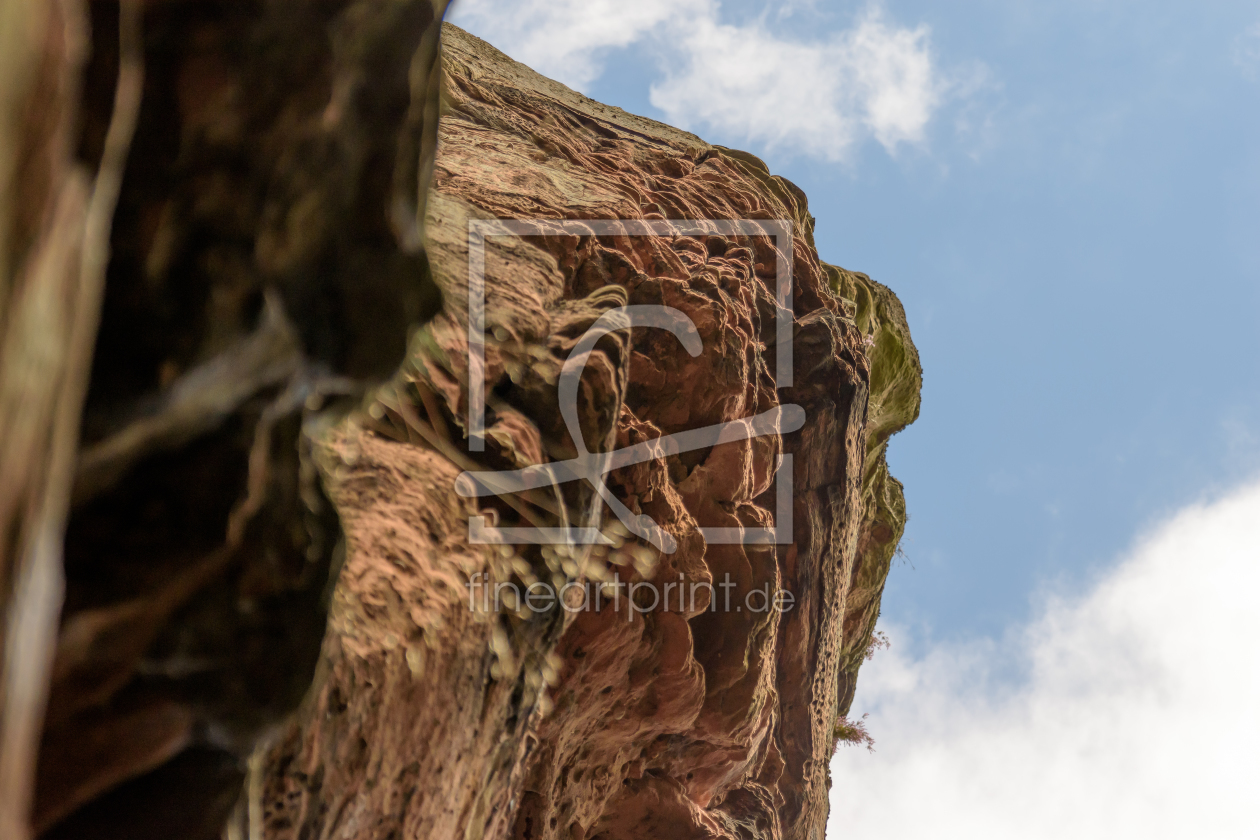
left=259, top=24, right=920, bottom=840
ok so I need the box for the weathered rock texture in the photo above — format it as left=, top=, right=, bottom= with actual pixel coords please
left=258, top=24, right=921, bottom=840
left=1, top=2, right=448, bottom=838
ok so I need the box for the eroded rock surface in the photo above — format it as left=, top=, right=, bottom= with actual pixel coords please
left=259, top=24, right=920, bottom=840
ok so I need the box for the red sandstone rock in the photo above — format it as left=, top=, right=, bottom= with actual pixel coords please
left=259, top=24, right=921, bottom=840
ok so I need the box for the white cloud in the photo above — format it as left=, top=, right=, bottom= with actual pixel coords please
left=450, top=1, right=949, bottom=161
left=1233, top=23, right=1260, bottom=82
left=829, top=478, right=1260, bottom=839
left=450, top=0, right=709, bottom=91
left=650, top=7, right=939, bottom=160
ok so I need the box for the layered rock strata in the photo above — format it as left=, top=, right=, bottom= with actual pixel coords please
left=258, top=24, right=921, bottom=840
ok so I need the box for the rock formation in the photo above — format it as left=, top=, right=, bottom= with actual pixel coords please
left=2, top=2, right=447, bottom=838
left=0, top=9, right=919, bottom=840
left=257, top=24, right=921, bottom=840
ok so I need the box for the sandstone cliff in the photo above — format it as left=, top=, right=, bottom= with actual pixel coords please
left=258, top=24, right=921, bottom=840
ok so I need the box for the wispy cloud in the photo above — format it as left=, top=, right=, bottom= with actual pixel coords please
left=829, top=478, right=1260, bottom=838
left=451, top=1, right=958, bottom=162
left=650, top=7, right=940, bottom=160
left=451, top=0, right=708, bottom=91
left=1233, top=23, right=1260, bottom=82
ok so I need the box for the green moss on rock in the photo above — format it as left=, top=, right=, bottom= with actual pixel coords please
left=826, top=263, right=922, bottom=714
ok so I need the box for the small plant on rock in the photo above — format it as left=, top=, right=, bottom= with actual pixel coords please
left=863, top=630, right=890, bottom=661
left=833, top=713, right=875, bottom=753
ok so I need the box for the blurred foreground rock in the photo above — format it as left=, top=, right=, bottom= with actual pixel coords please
left=1, top=2, right=446, bottom=837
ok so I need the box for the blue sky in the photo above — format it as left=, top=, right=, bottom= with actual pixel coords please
left=450, top=2, right=1260, bottom=833
left=452, top=0, right=1260, bottom=641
